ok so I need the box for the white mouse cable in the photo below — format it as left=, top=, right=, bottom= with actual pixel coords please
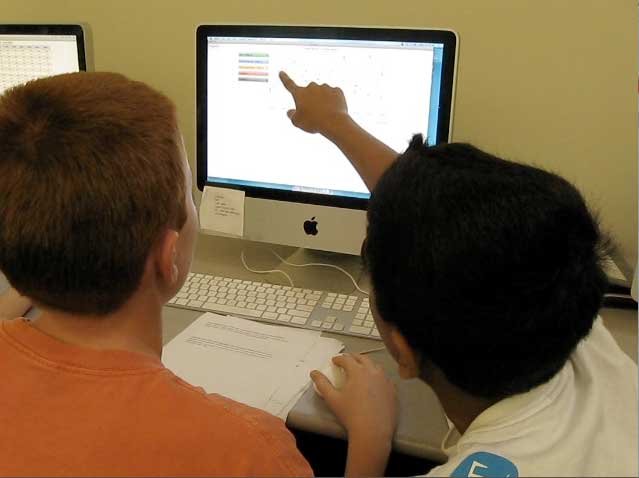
left=268, top=249, right=370, bottom=295
left=240, top=250, right=295, bottom=288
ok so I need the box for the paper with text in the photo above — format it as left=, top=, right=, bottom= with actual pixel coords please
left=162, top=313, right=343, bottom=418
left=199, top=186, right=245, bottom=237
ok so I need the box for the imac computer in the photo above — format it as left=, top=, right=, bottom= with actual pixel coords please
left=0, top=24, right=86, bottom=95
left=196, top=25, right=457, bottom=255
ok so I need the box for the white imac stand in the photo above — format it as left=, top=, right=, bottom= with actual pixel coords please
left=243, top=198, right=366, bottom=256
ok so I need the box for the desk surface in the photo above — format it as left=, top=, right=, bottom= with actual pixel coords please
left=162, top=234, right=639, bottom=462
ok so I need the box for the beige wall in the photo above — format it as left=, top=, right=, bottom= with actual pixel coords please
left=4, top=0, right=637, bottom=269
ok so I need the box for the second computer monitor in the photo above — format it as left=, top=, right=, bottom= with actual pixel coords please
left=0, top=24, right=86, bottom=95
left=196, top=25, right=457, bottom=255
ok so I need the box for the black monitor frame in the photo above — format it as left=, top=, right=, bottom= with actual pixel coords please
left=0, top=24, right=87, bottom=72
left=196, top=25, right=457, bottom=210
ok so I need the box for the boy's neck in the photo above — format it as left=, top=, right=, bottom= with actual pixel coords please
left=30, top=295, right=164, bottom=359
left=426, top=366, right=498, bottom=435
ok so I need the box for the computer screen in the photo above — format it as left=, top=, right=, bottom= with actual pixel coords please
left=0, top=24, right=86, bottom=95
left=196, top=26, right=457, bottom=254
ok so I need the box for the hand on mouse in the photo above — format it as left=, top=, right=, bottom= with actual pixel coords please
left=311, top=353, right=397, bottom=476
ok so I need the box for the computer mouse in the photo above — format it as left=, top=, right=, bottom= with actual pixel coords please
left=313, top=361, right=346, bottom=397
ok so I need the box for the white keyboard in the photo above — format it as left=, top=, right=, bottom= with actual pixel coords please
left=168, top=272, right=381, bottom=340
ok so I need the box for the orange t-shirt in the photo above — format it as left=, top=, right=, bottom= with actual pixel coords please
left=0, top=318, right=313, bottom=476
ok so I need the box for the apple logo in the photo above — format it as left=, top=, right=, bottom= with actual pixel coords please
left=303, top=217, right=319, bottom=236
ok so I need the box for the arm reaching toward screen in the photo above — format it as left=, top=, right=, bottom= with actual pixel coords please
left=279, top=71, right=398, bottom=191
left=0, top=288, right=32, bottom=320
left=311, top=353, right=398, bottom=477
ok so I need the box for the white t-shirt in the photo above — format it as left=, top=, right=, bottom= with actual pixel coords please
left=426, top=317, right=638, bottom=477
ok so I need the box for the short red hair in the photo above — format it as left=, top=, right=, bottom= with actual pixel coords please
left=0, top=72, right=186, bottom=315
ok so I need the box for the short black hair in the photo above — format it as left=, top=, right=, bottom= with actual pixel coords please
left=365, top=136, right=609, bottom=399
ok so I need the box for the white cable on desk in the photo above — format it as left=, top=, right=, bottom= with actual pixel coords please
left=240, top=250, right=295, bottom=288
left=269, top=249, right=369, bottom=295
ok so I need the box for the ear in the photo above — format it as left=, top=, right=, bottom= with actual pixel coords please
left=389, top=327, right=421, bottom=379
left=155, top=229, right=181, bottom=288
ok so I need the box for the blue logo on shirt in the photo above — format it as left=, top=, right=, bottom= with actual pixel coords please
left=451, top=452, right=519, bottom=477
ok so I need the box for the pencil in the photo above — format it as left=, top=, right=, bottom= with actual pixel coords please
left=358, top=346, right=386, bottom=354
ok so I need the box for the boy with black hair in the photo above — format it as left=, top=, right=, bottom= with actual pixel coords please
left=280, top=71, right=638, bottom=477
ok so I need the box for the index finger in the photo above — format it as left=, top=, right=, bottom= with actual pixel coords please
left=332, top=353, right=359, bottom=375
left=279, top=71, right=299, bottom=93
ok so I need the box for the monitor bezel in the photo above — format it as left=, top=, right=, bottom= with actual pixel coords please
left=196, top=25, right=457, bottom=210
left=0, top=24, right=87, bottom=72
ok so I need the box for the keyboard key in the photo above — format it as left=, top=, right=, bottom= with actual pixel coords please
left=371, top=329, right=381, bottom=338
left=322, top=322, right=333, bottom=329
left=176, top=298, right=188, bottom=305
left=263, top=311, right=278, bottom=320
left=291, top=317, right=307, bottom=325
left=289, top=309, right=310, bottom=318
left=332, top=323, right=344, bottom=331
left=355, top=313, right=365, bottom=320
left=350, top=325, right=372, bottom=335
left=332, top=304, right=343, bottom=311
left=277, top=307, right=288, bottom=314
left=325, top=316, right=336, bottom=323
left=278, top=314, right=291, bottom=322
left=343, top=306, right=353, bottom=312
left=209, top=303, right=263, bottom=318
left=353, top=319, right=363, bottom=326
left=311, top=320, right=322, bottom=327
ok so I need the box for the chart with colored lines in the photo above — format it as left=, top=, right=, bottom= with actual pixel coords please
left=238, top=52, right=269, bottom=83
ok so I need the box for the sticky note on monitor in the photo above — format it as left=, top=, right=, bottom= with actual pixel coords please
left=199, top=186, right=245, bottom=238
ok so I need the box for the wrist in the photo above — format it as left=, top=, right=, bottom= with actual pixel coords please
left=322, top=112, right=356, bottom=142
left=348, top=429, right=393, bottom=460
left=346, top=433, right=392, bottom=477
